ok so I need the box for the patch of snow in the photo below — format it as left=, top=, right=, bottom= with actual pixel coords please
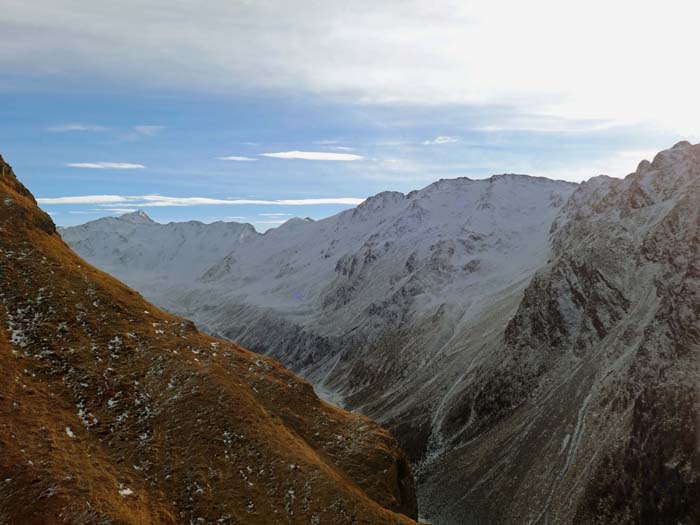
left=118, top=485, right=134, bottom=497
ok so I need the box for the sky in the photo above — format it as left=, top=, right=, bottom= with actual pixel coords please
left=1, top=0, right=696, bottom=230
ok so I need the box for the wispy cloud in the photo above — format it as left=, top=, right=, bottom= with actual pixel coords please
left=48, top=123, right=108, bottom=132
left=99, top=207, right=139, bottom=214
left=203, top=216, right=250, bottom=223
left=118, top=125, right=165, bottom=141
left=38, top=194, right=365, bottom=206
left=40, top=195, right=129, bottom=204
left=422, top=136, right=459, bottom=145
left=133, top=125, right=164, bottom=136
left=66, top=162, right=146, bottom=169
left=474, top=115, right=621, bottom=134
left=48, top=123, right=164, bottom=142
left=217, top=156, right=257, bottom=161
left=260, top=151, right=364, bottom=161
left=313, top=140, right=355, bottom=151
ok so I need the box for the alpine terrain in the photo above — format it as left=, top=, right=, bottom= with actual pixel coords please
left=0, top=155, right=418, bottom=524
left=60, top=174, right=577, bottom=462
left=61, top=142, right=700, bottom=524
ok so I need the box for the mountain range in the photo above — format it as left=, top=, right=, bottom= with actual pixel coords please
left=61, top=142, right=700, bottom=524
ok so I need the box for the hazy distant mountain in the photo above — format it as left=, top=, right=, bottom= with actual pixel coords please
left=1, top=154, right=417, bottom=524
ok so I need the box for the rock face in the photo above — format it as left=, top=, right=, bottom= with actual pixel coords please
left=0, top=155, right=417, bottom=524
left=418, top=142, right=700, bottom=524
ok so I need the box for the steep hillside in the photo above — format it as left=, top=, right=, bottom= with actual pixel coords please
left=418, top=141, right=700, bottom=524
left=0, top=155, right=417, bottom=524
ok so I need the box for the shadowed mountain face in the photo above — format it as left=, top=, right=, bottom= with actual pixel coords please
left=0, top=155, right=417, bottom=524
left=419, top=142, right=700, bottom=524
left=60, top=142, right=700, bottom=524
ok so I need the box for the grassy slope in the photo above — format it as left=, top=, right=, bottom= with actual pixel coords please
left=0, top=155, right=417, bottom=525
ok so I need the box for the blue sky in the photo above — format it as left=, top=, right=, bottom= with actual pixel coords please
left=1, top=0, right=694, bottom=230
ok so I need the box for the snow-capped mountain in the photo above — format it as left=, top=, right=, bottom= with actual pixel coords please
left=61, top=175, right=576, bottom=417
left=59, top=211, right=256, bottom=283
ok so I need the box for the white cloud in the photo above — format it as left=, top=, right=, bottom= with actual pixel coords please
left=5, top=0, right=700, bottom=134
left=117, top=125, right=165, bottom=141
left=48, top=123, right=107, bottom=132
left=66, top=162, right=146, bottom=169
left=99, top=207, right=139, bottom=214
left=38, top=194, right=365, bottom=207
left=133, top=125, right=164, bottom=136
left=217, top=156, right=257, bottom=161
left=9, top=0, right=700, bottom=135
left=260, top=151, right=364, bottom=161
left=137, top=195, right=365, bottom=206
left=39, top=195, right=129, bottom=204
left=422, top=136, right=459, bottom=145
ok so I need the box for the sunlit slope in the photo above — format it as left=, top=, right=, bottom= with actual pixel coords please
left=0, top=155, right=417, bottom=525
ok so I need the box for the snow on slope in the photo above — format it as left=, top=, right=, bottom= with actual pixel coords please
left=419, top=142, right=700, bottom=524
left=61, top=174, right=575, bottom=438
left=59, top=211, right=257, bottom=284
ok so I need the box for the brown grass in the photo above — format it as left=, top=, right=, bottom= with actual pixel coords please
left=0, top=155, right=417, bottom=524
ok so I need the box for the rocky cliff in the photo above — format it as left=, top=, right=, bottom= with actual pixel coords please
left=419, top=142, right=700, bottom=523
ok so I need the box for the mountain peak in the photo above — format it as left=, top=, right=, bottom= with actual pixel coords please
left=119, top=210, right=154, bottom=224
left=672, top=140, right=693, bottom=149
